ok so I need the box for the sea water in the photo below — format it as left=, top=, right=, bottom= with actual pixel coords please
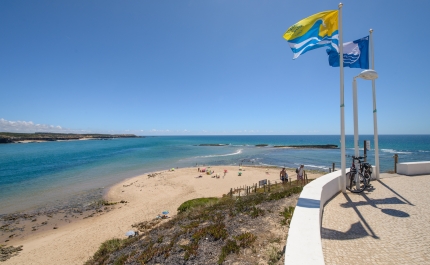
left=1, top=135, right=429, bottom=215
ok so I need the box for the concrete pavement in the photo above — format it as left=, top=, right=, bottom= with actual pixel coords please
left=321, top=173, right=430, bottom=264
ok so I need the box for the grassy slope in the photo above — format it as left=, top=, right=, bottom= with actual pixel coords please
left=85, top=180, right=310, bottom=265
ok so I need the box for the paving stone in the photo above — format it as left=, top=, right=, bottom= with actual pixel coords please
left=321, top=173, right=430, bottom=265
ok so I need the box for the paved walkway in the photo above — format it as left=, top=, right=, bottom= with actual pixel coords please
left=322, top=173, right=430, bottom=265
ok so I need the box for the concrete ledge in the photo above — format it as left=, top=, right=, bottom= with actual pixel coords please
left=397, top=161, right=430, bottom=176
left=284, top=170, right=346, bottom=265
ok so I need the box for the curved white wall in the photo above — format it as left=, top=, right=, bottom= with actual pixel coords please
left=284, top=170, right=347, bottom=265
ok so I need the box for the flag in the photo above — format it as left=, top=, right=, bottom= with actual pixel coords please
left=327, top=36, right=369, bottom=69
left=283, top=10, right=338, bottom=59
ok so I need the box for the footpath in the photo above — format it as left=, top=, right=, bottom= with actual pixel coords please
left=322, top=173, right=430, bottom=265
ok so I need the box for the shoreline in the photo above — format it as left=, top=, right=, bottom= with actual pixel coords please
left=1, top=165, right=324, bottom=264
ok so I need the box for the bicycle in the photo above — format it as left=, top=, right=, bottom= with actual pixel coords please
left=346, top=156, right=373, bottom=193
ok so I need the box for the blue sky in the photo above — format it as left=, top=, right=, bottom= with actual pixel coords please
left=1, top=0, right=429, bottom=135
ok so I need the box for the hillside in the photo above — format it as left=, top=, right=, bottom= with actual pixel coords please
left=85, top=182, right=307, bottom=265
left=0, top=132, right=142, bottom=143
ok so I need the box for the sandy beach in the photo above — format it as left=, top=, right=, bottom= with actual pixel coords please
left=2, top=165, right=323, bottom=264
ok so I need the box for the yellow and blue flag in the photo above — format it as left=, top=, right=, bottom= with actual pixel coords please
left=327, top=36, right=369, bottom=69
left=283, top=10, right=338, bottom=59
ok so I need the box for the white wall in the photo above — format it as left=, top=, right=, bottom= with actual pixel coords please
left=284, top=170, right=346, bottom=265
left=397, top=161, right=430, bottom=176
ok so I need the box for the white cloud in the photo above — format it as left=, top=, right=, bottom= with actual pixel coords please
left=0, top=118, right=66, bottom=133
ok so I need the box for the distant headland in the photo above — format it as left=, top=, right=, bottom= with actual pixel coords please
left=0, top=132, right=143, bottom=144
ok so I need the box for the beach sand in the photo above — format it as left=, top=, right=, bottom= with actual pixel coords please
left=2, top=165, right=323, bottom=265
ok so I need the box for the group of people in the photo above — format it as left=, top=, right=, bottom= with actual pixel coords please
left=280, top=165, right=305, bottom=185
left=196, top=167, right=228, bottom=179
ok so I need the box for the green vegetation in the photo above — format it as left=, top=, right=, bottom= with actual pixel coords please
left=280, top=206, right=295, bottom=226
left=177, top=197, right=219, bottom=213
left=268, top=244, right=284, bottom=265
left=88, top=237, right=139, bottom=265
left=217, top=232, right=257, bottom=264
left=218, top=239, right=240, bottom=264
left=85, top=181, right=307, bottom=265
left=234, top=232, right=257, bottom=248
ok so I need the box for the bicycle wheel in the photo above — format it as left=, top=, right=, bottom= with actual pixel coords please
left=364, top=172, right=371, bottom=187
left=347, top=172, right=366, bottom=193
left=345, top=172, right=352, bottom=191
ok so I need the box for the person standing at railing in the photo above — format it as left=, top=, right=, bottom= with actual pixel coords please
left=280, top=168, right=288, bottom=183
left=296, top=164, right=305, bottom=185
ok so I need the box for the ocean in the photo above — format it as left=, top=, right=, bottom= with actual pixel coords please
left=1, top=135, right=429, bottom=215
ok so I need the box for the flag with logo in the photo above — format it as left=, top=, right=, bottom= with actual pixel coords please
left=283, top=10, right=338, bottom=59
left=327, top=36, right=369, bottom=69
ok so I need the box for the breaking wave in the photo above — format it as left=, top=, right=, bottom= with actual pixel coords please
left=198, top=149, right=243, bottom=158
left=381, top=149, right=412, bottom=154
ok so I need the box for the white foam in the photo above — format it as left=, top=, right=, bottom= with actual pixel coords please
left=198, top=149, right=243, bottom=158
left=347, top=147, right=365, bottom=151
left=381, top=149, right=412, bottom=154
left=304, top=164, right=329, bottom=170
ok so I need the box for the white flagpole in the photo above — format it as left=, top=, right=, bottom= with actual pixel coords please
left=370, top=29, right=380, bottom=180
left=353, top=78, right=359, bottom=158
left=339, top=3, right=346, bottom=193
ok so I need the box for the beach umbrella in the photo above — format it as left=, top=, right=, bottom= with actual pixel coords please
left=162, top=211, right=169, bottom=215
left=125, top=230, right=135, bottom=237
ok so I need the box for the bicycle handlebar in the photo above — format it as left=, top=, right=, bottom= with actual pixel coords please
left=352, top=156, right=367, bottom=160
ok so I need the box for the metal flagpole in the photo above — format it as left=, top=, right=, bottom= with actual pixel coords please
left=353, top=78, right=359, bottom=158
left=339, top=3, right=346, bottom=193
left=370, top=29, right=380, bottom=180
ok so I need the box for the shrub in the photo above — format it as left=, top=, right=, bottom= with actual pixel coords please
left=218, top=239, right=240, bottom=264
left=234, top=232, right=257, bottom=248
left=85, top=236, right=141, bottom=265
left=280, top=206, right=295, bottom=226
left=177, top=197, right=219, bottom=213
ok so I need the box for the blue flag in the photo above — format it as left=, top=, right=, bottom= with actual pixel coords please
left=327, top=36, right=369, bottom=69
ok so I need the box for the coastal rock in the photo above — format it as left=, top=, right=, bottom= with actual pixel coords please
left=198, top=144, right=228, bottom=146
left=0, top=245, right=23, bottom=262
left=273, top=144, right=338, bottom=149
left=0, top=137, right=13, bottom=143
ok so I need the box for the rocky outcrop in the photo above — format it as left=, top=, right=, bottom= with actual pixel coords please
left=198, top=144, right=228, bottom=146
left=0, top=137, right=13, bottom=143
left=274, top=144, right=338, bottom=149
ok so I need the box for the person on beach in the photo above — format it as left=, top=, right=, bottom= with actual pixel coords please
left=280, top=168, right=288, bottom=183
left=297, top=164, right=304, bottom=185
